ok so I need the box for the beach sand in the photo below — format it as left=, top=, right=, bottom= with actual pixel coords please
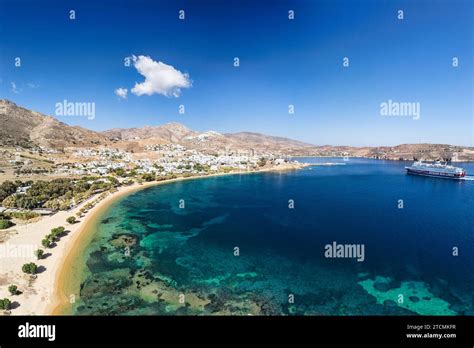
left=0, top=182, right=149, bottom=315
left=0, top=163, right=308, bottom=315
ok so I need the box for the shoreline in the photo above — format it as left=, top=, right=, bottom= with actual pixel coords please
left=49, top=179, right=161, bottom=314
left=49, top=163, right=308, bottom=315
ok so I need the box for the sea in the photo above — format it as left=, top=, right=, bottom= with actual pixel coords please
left=69, top=158, right=474, bottom=315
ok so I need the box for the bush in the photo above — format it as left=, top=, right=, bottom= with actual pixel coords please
left=111, top=168, right=126, bottom=177
left=35, top=249, right=44, bottom=260
left=2, top=194, right=40, bottom=210
left=8, top=285, right=18, bottom=295
left=141, top=173, right=155, bottom=182
left=0, top=298, right=11, bottom=310
left=0, top=219, right=13, bottom=229
left=41, top=226, right=66, bottom=247
left=194, top=163, right=210, bottom=172
left=5, top=211, right=39, bottom=220
left=22, top=262, right=38, bottom=275
left=66, top=216, right=76, bottom=224
left=0, top=180, right=20, bottom=202
left=1, top=195, right=17, bottom=208
left=50, top=226, right=65, bottom=239
left=106, top=176, right=120, bottom=186
left=41, top=238, right=52, bottom=248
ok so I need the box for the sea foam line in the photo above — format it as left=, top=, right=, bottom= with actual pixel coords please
left=461, top=176, right=474, bottom=181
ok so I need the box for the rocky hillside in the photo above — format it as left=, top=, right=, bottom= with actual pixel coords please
left=103, top=123, right=195, bottom=143
left=0, top=100, right=109, bottom=150
left=102, top=124, right=315, bottom=155
left=364, top=144, right=474, bottom=162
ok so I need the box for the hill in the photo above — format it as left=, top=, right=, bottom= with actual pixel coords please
left=0, top=100, right=109, bottom=151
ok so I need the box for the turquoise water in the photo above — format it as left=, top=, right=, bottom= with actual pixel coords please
left=73, top=158, right=474, bottom=315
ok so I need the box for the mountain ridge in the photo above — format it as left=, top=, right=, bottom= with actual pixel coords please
left=1, top=99, right=473, bottom=161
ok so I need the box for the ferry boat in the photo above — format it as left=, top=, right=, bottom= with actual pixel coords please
left=405, top=161, right=466, bottom=179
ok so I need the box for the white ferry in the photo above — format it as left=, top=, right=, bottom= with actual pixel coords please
left=405, top=161, right=466, bottom=179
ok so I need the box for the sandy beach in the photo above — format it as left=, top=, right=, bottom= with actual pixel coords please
left=0, top=181, right=153, bottom=315
left=0, top=163, right=307, bottom=315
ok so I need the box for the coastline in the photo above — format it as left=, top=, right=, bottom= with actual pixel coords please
left=2, top=158, right=469, bottom=315
left=47, top=163, right=308, bottom=315
left=49, top=179, right=162, bottom=314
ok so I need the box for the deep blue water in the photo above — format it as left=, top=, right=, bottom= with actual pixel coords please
left=73, top=158, right=474, bottom=315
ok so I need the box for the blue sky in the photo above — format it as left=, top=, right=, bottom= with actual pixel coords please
left=0, top=0, right=472, bottom=146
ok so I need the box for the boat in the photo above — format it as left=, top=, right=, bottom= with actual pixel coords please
left=405, top=160, right=466, bottom=179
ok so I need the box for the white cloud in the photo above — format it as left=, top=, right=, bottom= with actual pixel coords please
left=27, top=82, right=39, bottom=88
left=114, top=87, right=128, bottom=99
left=130, top=55, right=191, bottom=97
left=11, top=82, right=21, bottom=94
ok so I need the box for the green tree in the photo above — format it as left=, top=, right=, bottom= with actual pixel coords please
left=0, top=180, right=20, bottom=202
left=112, top=168, right=126, bottom=177
left=0, top=298, right=12, bottom=310
left=41, top=238, right=52, bottom=248
left=8, top=284, right=18, bottom=295
left=35, top=249, right=44, bottom=260
left=50, top=226, right=65, bottom=240
left=22, top=262, right=38, bottom=275
left=106, top=176, right=120, bottom=186
left=66, top=216, right=76, bottom=224
left=14, top=195, right=39, bottom=209
left=141, top=173, right=155, bottom=182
